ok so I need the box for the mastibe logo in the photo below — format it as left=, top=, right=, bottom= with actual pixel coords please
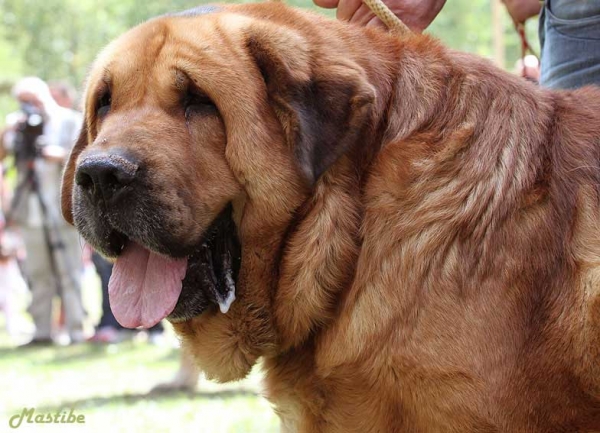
left=8, top=408, right=85, bottom=429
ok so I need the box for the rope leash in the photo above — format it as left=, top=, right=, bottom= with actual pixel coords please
left=361, top=0, right=411, bottom=35
left=514, top=20, right=538, bottom=60
left=270, top=0, right=410, bottom=35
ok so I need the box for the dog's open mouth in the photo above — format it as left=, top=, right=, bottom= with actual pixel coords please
left=107, top=205, right=241, bottom=329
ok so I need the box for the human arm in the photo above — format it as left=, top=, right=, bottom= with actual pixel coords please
left=40, top=144, right=68, bottom=163
left=501, top=0, right=541, bottom=24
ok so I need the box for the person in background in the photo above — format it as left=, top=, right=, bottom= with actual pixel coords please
left=2, top=77, right=85, bottom=346
left=48, top=81, right=78, bottom=110
left=313, top=0, right=600, bottom=90
left=0, top=163, right=29, bottom=338
left=538, top=0, right=600, bottom=89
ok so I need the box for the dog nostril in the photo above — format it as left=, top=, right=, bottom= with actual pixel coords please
left=106, top=173, right=119, bottom=189
left=104, top=171, right=131, bottom=195
left=76, top=171, right=94, bottom=190
left=75, top=154, right=139, bottom=202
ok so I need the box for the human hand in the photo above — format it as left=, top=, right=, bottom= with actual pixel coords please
left=40, top=144, right=67, bottom=162
left=501, top=0, right=541, bottom=24
left=313, top=0, right=447, bottom=32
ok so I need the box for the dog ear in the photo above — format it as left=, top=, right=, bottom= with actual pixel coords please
left=245, top=26, right=375, bottom=186
left=61, top=121, right=89, bottom=225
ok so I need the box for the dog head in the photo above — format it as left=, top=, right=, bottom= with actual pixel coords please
left=61, top=3, right=377, bottom=379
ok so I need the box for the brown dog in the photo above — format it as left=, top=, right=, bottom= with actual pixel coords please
left=61, top=3, right=600, bottom=431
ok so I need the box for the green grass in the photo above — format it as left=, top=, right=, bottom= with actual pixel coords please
left=0, top=287, right=280, bottom=433
left=0, top=338, right=280, bottom=432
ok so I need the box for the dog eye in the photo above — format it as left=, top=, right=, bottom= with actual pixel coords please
left=96, top=91, right=112, bottom=118
left=184, top=90, right=217, bottom=119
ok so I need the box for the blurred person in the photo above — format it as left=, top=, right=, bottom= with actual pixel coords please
left=0, top=164, right=29, bottom=337
left=313, top=0, right=600, bottom=90
left=48, top=80, right=78, bottom=110
left=0, top=246, right=27, bottom=333
left=538, top=0, right=600, bottom=89
left=0, top=231, right=29, bottom=337
left=49, top=79, right=84, bottom=336
left=1, top=76, right=85, bottom=346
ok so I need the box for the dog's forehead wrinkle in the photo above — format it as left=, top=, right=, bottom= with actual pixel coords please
left=106, top=21, right=169, bottom=79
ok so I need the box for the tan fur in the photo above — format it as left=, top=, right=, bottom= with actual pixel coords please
left=62, top=3, right=600, bottom=431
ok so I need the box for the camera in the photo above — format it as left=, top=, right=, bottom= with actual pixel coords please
left=14, top=102, right=46, bottom=164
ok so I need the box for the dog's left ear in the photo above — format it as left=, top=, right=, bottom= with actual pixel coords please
left=245, top=25, right=375, bottom=186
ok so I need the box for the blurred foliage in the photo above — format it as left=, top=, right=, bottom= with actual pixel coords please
left=430, top=1, right=539, bottom=61
left=0, top=0, right=539, bottom=126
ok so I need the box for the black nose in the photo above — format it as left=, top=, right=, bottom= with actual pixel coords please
left=75, top=153, right=139, bottom=202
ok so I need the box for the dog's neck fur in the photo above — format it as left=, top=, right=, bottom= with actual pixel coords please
left=270, top=29, right=478, bottom=352
left=265, top=19, right=600, bottom=431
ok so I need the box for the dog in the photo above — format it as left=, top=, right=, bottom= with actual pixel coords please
left=61, top=3, right=600, bottom=431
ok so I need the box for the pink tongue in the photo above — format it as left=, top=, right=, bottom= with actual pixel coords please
left=108, top=242, right=188, bottom=329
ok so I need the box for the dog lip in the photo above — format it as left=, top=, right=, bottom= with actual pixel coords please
left=85, top=203, right=240, bottom=322
left=95, top=229, right=128, bottom=258
left=167, top=204, right=241, bottom=322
